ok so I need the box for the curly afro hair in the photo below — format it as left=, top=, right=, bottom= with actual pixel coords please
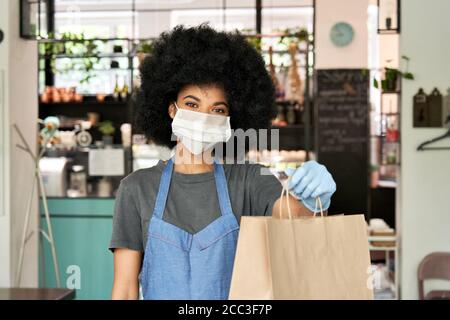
left=135, top=24, right=276, bottom=148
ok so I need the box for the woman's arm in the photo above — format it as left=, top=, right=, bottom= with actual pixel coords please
left=112, top=248, right=142, bottom=300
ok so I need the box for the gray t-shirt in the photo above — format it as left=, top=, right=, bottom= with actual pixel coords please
left=109, top=160, right=282, bottom=252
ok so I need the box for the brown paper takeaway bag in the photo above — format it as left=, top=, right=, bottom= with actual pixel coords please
left=229, top=185, right=374, bottom=300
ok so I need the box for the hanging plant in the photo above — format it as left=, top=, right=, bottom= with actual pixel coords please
left=374, top=56, right=415, bottom=91
left=240, top=28, right=262, bottom=52
left=42, top=32, right=102, bottom=85
left=136, top=40, right=153, bottom=54
left=276, top=27, right=310, bottom=46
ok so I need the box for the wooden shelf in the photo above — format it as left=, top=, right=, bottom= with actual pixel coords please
left=39, top=98, right=133, bottom=145
left=261, top=49, right=310, bottom=54
left=369, top=246, right=396, bottom=251
left=39, top=99, right=129, bottom=107
left=39, top=68, right=132, bottom=72
left=378, top=29, right=400, bottom=35
left=39, top=53, right=132, bottom=59
left=38, top=37, right=138, bottom=43
left=381, top=112, right=400, bottom=116
left=377, top=180, right=398, bottom=188
left=381, top=90, right=401, bottom=95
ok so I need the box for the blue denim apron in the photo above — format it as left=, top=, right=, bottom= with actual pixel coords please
left=140, top=158, right=240, bottom=299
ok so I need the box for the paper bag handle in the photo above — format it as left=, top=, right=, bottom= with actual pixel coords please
left=279, top=179, right=292, bottom=219
left=313, top=196, right=324, bottom=217
left=279, top=175, right=325, bottom=219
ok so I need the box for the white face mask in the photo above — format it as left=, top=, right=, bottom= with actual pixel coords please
left=171, top=101, right=232, bottom=155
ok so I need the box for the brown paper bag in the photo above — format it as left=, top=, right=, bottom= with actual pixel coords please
left=229, top=184, right=373, bottom=300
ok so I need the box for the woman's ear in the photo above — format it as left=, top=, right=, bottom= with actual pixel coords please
left=168, top=103, right=176, bottom=119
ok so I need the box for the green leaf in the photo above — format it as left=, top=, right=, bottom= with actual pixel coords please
left=403, top=72, right=414, bottom=80
left=373, top=78, right=379, bottom=89
left=385, top=67, right=398, bottom=72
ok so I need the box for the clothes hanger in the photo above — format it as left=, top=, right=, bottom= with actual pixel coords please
left=417, top=128, right=450, bottom=151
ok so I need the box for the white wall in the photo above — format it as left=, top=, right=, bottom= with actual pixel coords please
left=315, top=0, right=370, bottom=69
left=379, top=34, right=399, bottom=69
left=0, top=0, right=39, bottom=287
left=399, top=0, right=450, bottom=299
left=0, top=0, right=11, bottom=287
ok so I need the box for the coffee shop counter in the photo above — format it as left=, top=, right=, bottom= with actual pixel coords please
left=39, top=197, right=115, bottom=299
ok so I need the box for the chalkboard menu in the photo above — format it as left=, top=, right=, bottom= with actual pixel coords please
left=315, top=69, right=369, bottom=216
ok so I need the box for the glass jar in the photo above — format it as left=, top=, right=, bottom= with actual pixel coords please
left=69, top=165, right=87, bottom=197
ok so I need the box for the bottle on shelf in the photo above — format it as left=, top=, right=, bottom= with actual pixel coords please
left=97, top=177, right=112, bottom=197
left=276, top=64, right=286, bottom=102
left=386, top=116, right=399, bottom=142
left=380, top=114, right=388, bottom=136
left=286, top=104, right=296, bottom=125
left=121, top=77, right=129, bottom=101
left=294, top=102, right=303, bottom=124
left=113, top=75, right=121, bottom=101
left=272, top=104, right=287, bottom=127
left=68, top=165, right=87, bottom=197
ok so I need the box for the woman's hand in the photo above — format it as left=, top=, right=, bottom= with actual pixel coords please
left=285, top=160, right=336, bottom=213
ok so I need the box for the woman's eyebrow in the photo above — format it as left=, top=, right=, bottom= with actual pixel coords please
left=183, top=95, right=201, bottom=102
left=212, top=101, right=229, bottom=109
left=183, top=95, right=228, bottom=109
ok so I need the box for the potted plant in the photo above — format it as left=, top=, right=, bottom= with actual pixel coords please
left=374, top=56, right=414, bottom=92
left=98, top=121, right=115, bottom=145
left=136, top=40, right=153, bottom=65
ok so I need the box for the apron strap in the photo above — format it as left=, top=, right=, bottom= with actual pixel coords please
left=153, top=158, right=174, bottom=219
left=152, top=158, right=234, bottom=220
left=214, top=161, right=234, bottom=217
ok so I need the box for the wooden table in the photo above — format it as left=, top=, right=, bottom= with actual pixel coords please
left=0, top=288, right=76, bottom=300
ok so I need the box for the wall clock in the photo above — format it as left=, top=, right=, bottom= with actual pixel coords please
left=330, top=22, right=354, bottom=47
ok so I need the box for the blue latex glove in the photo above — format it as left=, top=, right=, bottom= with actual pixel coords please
left=285, top=161, right=336, bottom=213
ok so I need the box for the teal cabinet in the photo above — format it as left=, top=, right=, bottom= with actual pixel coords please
left=39, top=198, right=115, bottom=300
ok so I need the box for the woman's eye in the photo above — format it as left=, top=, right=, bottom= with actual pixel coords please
left=213, top=108, right=226, bottom=114
left=185, top=102, right=198, bottom=108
